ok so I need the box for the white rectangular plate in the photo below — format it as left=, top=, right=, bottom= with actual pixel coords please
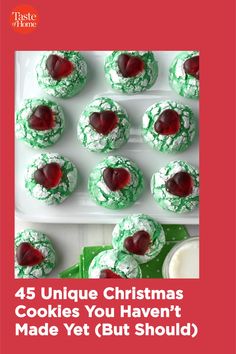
left=15, top=51, right=199, bottom=224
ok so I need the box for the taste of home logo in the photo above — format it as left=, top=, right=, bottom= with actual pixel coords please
left=10, top=5, right=39, bottom=34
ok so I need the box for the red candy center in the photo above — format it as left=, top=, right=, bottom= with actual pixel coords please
left=100, top=269, right=122, bottom=278
left=165, top=171, right=193, bottom=197
left=16, top=242, right=44, bottom=266
left=46, top=54, right=73, bottom=80
left=34, top=163, right=63, bottom=189
left=183, top=56, right=199, bottom=80
left=103, top=167, right=131, bottom=191
left=118, top=54, right=144, bottom=78
left=154, top=109, right=180, bottom=135
left=124, top=231, right=151, bottom=255
left=28, top=105, right=55, bottom=131
left=89, top=111, right=118, bottom=135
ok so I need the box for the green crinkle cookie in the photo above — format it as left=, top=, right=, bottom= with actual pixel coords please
left=25, top=153, right=78, bottom=205
left=88, top=155, right=144, bottom=210
left=104, top=51, right=158, bottom=94
left=77, top=97, right=130, bottom=152
left=15, top=229, right=56, bottom=278
left=15, top=98, right=65, bottom=149
left=142, top=100, right=196, bottom=153
left=112, top=214, right=166, bottom=264
left=36, top=51, right=87, bottom=98
left=169, top=51, right=199, bottom=99
left=151, top=160, right=199, bottom=213
left=88, top=249, right=142, bottom=278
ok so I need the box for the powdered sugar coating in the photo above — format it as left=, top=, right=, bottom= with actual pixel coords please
left=77, top=97, right=130, bottom=152
left=88, top=155, right=144, bottom=209
left=169, top=51, right=199, bottom=99
left=16, top=98, right=65, bottom=149
left=142, top=100, right=196, bottom=152
left=88, top=249, right=142, bottom=278
left=15, top=229, right=56, bottom=278
left=112, top=214, right=165, bottom=263
left=36, top=51, right=87, bottom=98
left=104, top=51, right=158, bottom=94
left=151, top=160, right=199, bottom=213
left=25, top=153, right=78, bottom=205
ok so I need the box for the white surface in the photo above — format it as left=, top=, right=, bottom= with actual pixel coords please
left=15, top=51, right=199, bottom=224
left=15, top=220, right=199, bottom=278
left=168, top=237, right=199, bottom=278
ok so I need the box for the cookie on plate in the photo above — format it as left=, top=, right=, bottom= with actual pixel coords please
left=104, top=51, right=158, bottom=94
left=112, top=214, right=165, bottom=263
left=169, top=51, right=199, bottom=99
left=88, top=155, right=144, bottom=209
left=15, top=229, right=56, bottom=278
left=142, top=100, right=196, bottom=152
left=36, top=51, right=87, bottom=98
left=16, top=98, right=65, bottom=149
left=88, top=249, right=142, bottom=278
left=150, top=160, right=199, bottom=213
left=25, top=153, right=78, bottom=205
left=77, top=97, right=130, bottom=152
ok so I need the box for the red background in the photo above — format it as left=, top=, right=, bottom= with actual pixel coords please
left=0, top=0, right=235, bottom=353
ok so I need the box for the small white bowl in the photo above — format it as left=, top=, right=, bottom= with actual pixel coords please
left=162, top=236, right=199, bottom=279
